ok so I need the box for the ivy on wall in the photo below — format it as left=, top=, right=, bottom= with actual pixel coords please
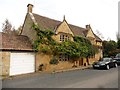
left=32, top=24, right=98, bottom=61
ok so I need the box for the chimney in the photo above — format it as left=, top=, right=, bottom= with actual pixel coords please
left=86, top=24, right=91, bottom=29
left=27, top=4, right=33, bottom=13
left=63, top=15, right=66, bottom=21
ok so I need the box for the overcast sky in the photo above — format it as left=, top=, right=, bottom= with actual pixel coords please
left=0, top=0, right=119, bottom=41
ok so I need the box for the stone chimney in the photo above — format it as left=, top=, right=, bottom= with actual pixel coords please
left=86, top=24, right=91, bottom=30
left=63, top=15, right=66, bottom=21
left=27, top=4, right=34, bottom=13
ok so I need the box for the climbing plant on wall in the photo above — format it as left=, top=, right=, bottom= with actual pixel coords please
left=32, top=24, right=98, bottom=61
left=32, top=24, right=56, bottom=54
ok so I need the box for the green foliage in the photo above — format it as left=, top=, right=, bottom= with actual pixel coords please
left=106, top=39, right=120, bottom=57
left=74, top=36, right=98, bottom=58
left=103, top=40, right=118, bottom=57
left=32, top=24, right=99, bottom=60
left=74, top=36, right=91, bottom=45
left=32, top=24, right=56, bottom=53
left=55, top=36, right=98, bottom=60
left=49, top=57, right=59, bottom=65
left=117, top=39, right=120, bottom=49
left=108, top=49, right=120, bottom=57
left=41, top=46, right=50, bottom=53
left=56, top=41, right=80, bottom=58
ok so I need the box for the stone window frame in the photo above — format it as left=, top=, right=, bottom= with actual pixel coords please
left=59, top=54, right=69, bottom=61
left=60, top=34, right=70, bottom=42
left=60, top=34, right=65, bottom=41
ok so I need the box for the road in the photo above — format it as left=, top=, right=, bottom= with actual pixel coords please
left=2, top=67, right=118, bottom=88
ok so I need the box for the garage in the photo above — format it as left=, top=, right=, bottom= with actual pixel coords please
left=1, top=32, right=35, bottom=76
left=10, top=52, right=35, bottom=76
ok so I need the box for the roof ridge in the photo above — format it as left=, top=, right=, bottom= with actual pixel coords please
left=33, top=13, right=61, bottom=23
left=32, top=13, right=101, bottom=40
left=33, top=13, right=87, bottom=31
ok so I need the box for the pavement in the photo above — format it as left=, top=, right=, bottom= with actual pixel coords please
left=2, top=65, right=92, bottom=80
left=2, top=66, right=118, bottom=88
left=53, top=65, right=92, bottom=73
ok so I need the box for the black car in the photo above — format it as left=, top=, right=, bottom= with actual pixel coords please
left=113, top=53, right=120, bottom=65
left=92, top=58, right=118, bottom=70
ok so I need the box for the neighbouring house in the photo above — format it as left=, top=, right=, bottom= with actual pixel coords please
left=20, top=4, right=103, bottom=72
left=0, top=32, right=35, bottom=76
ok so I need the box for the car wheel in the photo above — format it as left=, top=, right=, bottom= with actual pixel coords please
left=93, top=66, right=95, bottom=69
left=93, top=67, right=96, bottom=69
left=114, top=63, right=118, bottom=68
left=106, top=65, right=110, bottom=70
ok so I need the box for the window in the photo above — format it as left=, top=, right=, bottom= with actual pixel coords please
left=60, top=34, right=69, bottom=42
left=60, top=34, right=65, bottom=41
left=59, top=54, right=69, bottom=61
left=65, top=35, right=70, bottom=41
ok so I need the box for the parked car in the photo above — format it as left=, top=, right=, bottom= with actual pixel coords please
left=92, top=58, right=118, bottom=70
left=113, top=53, right=120, bottom=65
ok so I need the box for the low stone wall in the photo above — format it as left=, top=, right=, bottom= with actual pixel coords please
left=36, top=52, right=73, bottom=72
left=35, top=52, right=101, bottom=72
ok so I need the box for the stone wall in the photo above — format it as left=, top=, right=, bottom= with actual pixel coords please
left=0, top=51, right=10, bottom=76
left=21, top=14, right=37, bottom=44
left=36, top=52, right=75, bottom=72
left=35, top=52, right=100, bottom=72
left=0, top=51, right=102, bottom=76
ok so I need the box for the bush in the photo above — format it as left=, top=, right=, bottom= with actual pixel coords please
left=41, top=47, right=49, bottom=53
left=49, top=57, right=59, bottom=65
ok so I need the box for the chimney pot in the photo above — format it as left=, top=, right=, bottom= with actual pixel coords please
left=27, top=4, right=34, bottom=13
left=86, top=24, right=91, bottom=29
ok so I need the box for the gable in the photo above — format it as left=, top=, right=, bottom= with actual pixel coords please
left=86, top=29, right=95, bottom=39
left=56, top=20, right=74, bottom=36
left=21, top=13, right=37, bottom=43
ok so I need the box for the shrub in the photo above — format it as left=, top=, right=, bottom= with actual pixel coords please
left=49, top=57, right=59, bottom=65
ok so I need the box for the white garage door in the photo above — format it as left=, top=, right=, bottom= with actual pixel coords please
left=10, top=52, right=35, bottom=76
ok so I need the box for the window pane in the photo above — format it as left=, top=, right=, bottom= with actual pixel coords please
left=63, top=35, right=64, bottom=41
left=60, top=34, right=62, bottom=41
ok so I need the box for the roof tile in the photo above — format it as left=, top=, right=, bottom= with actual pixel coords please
left=0, top=32, right=33, bottom=51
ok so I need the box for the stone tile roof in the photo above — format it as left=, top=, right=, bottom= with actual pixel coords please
left=0, top=32, right=33, bottom=51
left=33, top=13, right=87, bottom=37
left=94, top=34, right=102, bottom=41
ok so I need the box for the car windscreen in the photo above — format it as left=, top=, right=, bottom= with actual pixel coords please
left=101, top=58, right=111, bottom=62
left=116, top=53, right=120, bottom=58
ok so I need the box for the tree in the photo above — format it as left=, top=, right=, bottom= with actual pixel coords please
left=117, top=39, right=120, bottom=49
left=103, top=40, right=117, bottom=57
left=116, top=32, right=120, bottom=49
left=95, top=30, right=104, bottom=40
left=116, top=31, right=120, bottom=40
left=2, top=19, right=12, bottom=33
left=2, top=19, right=19, bottom=35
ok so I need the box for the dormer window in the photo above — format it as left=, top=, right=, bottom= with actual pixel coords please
left=60, top=34, right=69, bottom=42
left=60, top=34, right=65, bottom=41
left=65, top=35, right=68, bottom=41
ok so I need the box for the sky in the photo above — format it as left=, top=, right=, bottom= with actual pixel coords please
left=0, top=0, right=119, bottom=41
